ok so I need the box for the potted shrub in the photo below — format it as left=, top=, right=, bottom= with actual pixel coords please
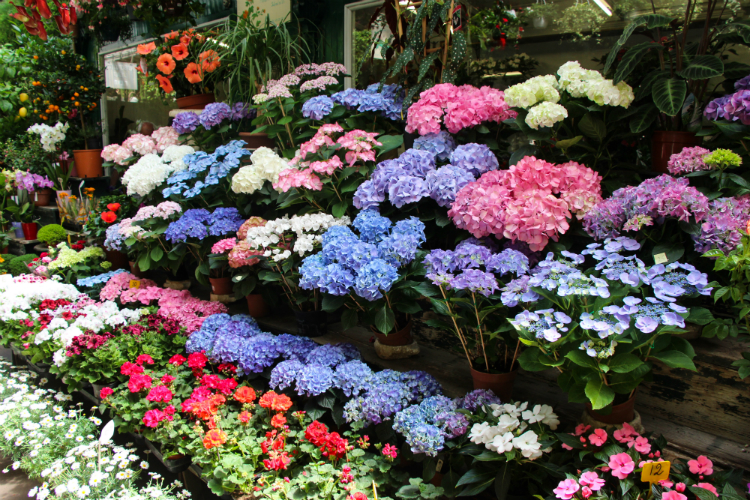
left=36, top=223, right=68, bottom=248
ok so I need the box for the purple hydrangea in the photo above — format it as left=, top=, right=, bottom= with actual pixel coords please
left=333, top=360, right=373, bottom=397
left=238, top=335, right=279, bottom=374
left=693, top=196, right=750, bottom=254
left=207, top=207, right=244, bottom=236
left=306, top=344, right=348, bottom=367
left=704, top=89, right=750, bottom=124
left=388, top=176, right=429, bottom=208
left=270, top=359, right=304, bottom=391
left=448, top=269, right=499, bottom=297
left=273, top=333, right=318, bottom=361
left=449, top=143, right=499, bottom=177
left=500, top=275, right=539, bottom=307
left=165, top=208, right=210, bottom=243
left=397, top=149, right=436, bottom=177
left=401, top=370, right=442, bottom=401
left=172, top=111, right=200, bottom=134
left=331, top=84, right=405, bottom=121
left=199, top=102, right=232, bottom=129
left=344, top=381, right=411, bottom=426
left=230, top=102, right=254, bottom=121
left=485, top=248, right=530, bottom=276
left=353, top=179, right=385, bottom=210
left=425, top=165, right=476, bottom=207
left=302, top=95, right=335, bottom=120
left=457, top=389, right=502, bottom=411
left=413, top=131, right=457, bottom=161
left=104, top=224, right=124, bottom=251
left=295, top=363, right=335, bottom=396
left=667, top=146, right=711, bottom=175
left=735, top=74, right=750, bottom=91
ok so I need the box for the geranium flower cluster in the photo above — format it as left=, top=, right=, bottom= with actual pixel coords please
left=162, top=140, right=251, bottom=199
left=405, top=83, right=517, bottom=135
left=121, top=145, right=195, bottom=197
left=449, top=156, right=602, bottom=251
left=298, top=210, right=425, bottom=301
left=468, top=400, right=559, bottom=460
left=504, top=61, right=634, bottom=129
left=15, top=171, right=53, bottom=192
left=423, top=239, right=529, bottom=296
left=354, top=143, right=500, bottom=209
left=274, top=124, right=381, bottom=193
left=231, top=147, right=289, bottom=195
left=328, top=83, right=405, bottom=121
left=27, top=121, right=69, bottom=152
left=165, top=207, right=244, bottom=244
left=101, top=126, right=180, bottom=166
left=253, top=63, right=347, bottom=103
left=704, top=72, right=750, bottom=124
left=244, top=213, right=350, bottom=262
left=392, top=395, right=473, bottom=456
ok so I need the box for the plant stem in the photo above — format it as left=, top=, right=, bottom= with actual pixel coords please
left=439, top=285, right=474, bottom=368
left=471, top=292, right=490, bottom=372
left=509, top=340, right=522, bottom=372
left=275, top=264, right=300, bottom=311
left=276, top=97, right=295, bottom=150
left=384, top=293, right=400, bottom=331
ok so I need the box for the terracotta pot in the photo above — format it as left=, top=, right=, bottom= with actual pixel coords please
left=470, top=368, right=518, bottom=402
left=105, top=249, right=129, bottom=270
left=246, top=294, right=269, bottom=318
left=586, top=392, right=637, bottom=425
left=128, top=261, right=147, bottom=278
left=140, top=122, right=155, bottom=136
left=651, top=131, right=702, bottom=173
left=176, top=93, right=215, bottom=110
left=21, top=222, right=38, bottom=240
left=294, top=310, right=327, bottom=337
left=238, top=132, right=276, bottom=150
left=72, top=149, right=104, bottom=178
left=1, top=246, right=7, bottom=254
left=33, top=188, right=54, bottom=207
left=209, top=276, right=233, bottom=295
left=12, top=222, right=24, bottom=238
left=374, top=320, right=413, bottom=346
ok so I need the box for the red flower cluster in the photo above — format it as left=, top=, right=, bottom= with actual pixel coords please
left=39, top=299, right=71, bottom=311
left=128, top=374, right=153, bottom=393
left=99, top=387, right=113, bottom=399
left=168, top=354, right=186, bottom=366
left=200, top=374, right=237, bottom=395
left=304, top=421, right=349, bottom=460
left=65, top=330, right=114, bottom=356
left=145, top=385, right=173, bottom=403
left=259, top=391, right=293, bottom=412
left=234, top=386, right=256, bottom=404
left=143, top=405, right=176, bottom=428
left=203, top=429, right=227, bottom=449
left=161, top=374, right=175, bottom=385
left=261, top=430, right=291, bottom=471
left=144, top=314, right=181, bottom=335
left=136, top=354, right=155, bottom=365
left=187, top=352, right=208, bottom=376
left=121, top=362, right=144, bottom=376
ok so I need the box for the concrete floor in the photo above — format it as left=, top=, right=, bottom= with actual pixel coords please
left=0, top=456, right=42, bottom=500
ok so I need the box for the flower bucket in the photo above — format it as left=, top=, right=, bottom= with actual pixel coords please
left=176, top=93, right=215, bottom=109
left=33, top=188, right=54, bottom=207
left=21, top=222, right=38, bottom=240
left=586, top=391, right=637, bottom=425
left=12, top=222, right=24, bottom=238
left=104, top=250, right=129, bottom=271
left=72, top=149, right=104, bottom=178
left=210, top=276, right=233, bottom=295
left=294, top=310, right=327, bottom=337
left=651, top=131, right=702, bottom=173
left=470, top=368, right=518, bottom=403
left=373, top=320, right=413, bottom=346
left=246, top=294, right=269, bottom=318
left=238, top=132, right=276, bottom=150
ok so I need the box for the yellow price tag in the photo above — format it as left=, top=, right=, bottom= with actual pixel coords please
left=653, top=253, right=669, bottom=265
left=641, top=460, right=670, bottom=484
left=129, top=280, right=141, bottom=289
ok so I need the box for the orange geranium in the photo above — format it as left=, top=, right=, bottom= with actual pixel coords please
left=234, top=386, right=256, bottom=403
left=156, top=53, right=176, bottom=75
left=155, top=74, right=173, bottom=93
left=171, top=43, right=189, bottom=61
left=746, top=219, right=750, bottom=235
left=101, top=211, right=117, bottom=223
left=184, top=62, right=202, bottom=84
left=137, top=42, right=156, bottom=55
left=259, top=391, right=293, bottom=412
left=271, top=413, right=287, bottom=428
left=203, top=429, right=227, bottom=449
left=199, top=50, right=220, bottom=73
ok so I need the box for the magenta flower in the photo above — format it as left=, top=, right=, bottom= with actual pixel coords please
left=588, top=428, right=607, bottom=446
left=553, top=479, right=580, bottom=500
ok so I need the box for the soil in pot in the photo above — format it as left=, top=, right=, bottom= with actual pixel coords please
left=585, top=391, right=637, bottom=425
left=470, top=367, right=518, bottom=402
left=246, top=294, right=269, bottom=318
left=294, top=310, right=328, bottom=337
left=373, top=320, right=413, bottom=346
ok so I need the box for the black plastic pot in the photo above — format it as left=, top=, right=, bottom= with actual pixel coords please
left=293, top=310, right=328, bottom=338
left=145, top=438, right=192, bottom=474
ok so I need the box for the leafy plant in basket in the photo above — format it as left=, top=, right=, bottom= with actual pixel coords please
left=298, top=209, right=426, bottom=336
left=421, top=241, right=531, bottom=379
left=272, top=123, right=402, bottom=219
left=511, top=237, right=711, bottom=413
left=250, top=62, right=348, bottom=156
left=119, top=201, right=184, bottom=275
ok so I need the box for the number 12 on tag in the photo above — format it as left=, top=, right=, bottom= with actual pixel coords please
left=641, top=460, right=670, bottom=484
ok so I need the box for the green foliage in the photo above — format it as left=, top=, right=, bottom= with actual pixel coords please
left=9, top=254, right=36, bottom=276
left=0, top=253, right=16, bottom=274
left=36, top=223, right=67, bottom=245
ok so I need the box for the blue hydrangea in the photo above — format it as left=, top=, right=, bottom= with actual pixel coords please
left=393, top=396, right=459, bottom=456
left=413, top=131, right=456, bottom=161
left=344, top=381, right=412, bottom=426
left=336, top=343, right=362, bottom=361
left=306, top=344, right=347, bottom=367
left=76, top=269, right=127, bottom=288
left=457, top=389, right=502, bottom=411
left=331, top=84, right=405, bottom=121
left=302, top=96, right=334, bottom=120
left=500, top=275, right=539, bottom=307
left=333, top=360, right=373, bottom=397
left=317, top=264, right=355, bottom=296
left=299, top=254, right=329, bottom=290
left=295, top=363, right=335, bottom=396
left=165, top=209, right=210, bottom=243
left=352, top=209, right=392, bottom=244
left=340, top=241, right=380, bottom=273
left=400, top=371, right=442, bottom=402
left=238, top=334, right=279, bottom=374
left=449, top=143, right=499, bottom=177
left=353, top=259, right=399, bottom=301
left=273, top=334, right=319, bottom=361
left=199, top=102, right=232, bottom=129
left=425, top=165, right=476, bottom=207
left=210, top=333, right=248, bottom=364
left=485, top=249, right=530, bottom=277
left=270, top=359, right=305, bottom=391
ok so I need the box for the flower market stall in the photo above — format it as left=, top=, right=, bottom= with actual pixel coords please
left=0, top=0, right=750, bottom=499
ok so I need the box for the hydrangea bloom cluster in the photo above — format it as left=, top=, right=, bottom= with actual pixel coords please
left=103, top=224, right=125, bottom=251
left=244, top=213, right=350, bottom=262
left=253, top=63, right=347, bottom=103
left=274, top=124, right=381, bottom=193
left=121, top=144, right=195, bottom=197
left=172, top=104, right=251, bottom=135
left=582, top=174, right=715, bottom=243
left=693, top=195, right=750, bottom=253
left=468, top=401, right=559, bottom=460
left=449, top=156, right=602, bottom=251
left=301, top=95, right=334, bottom=120
left=393, top=395, right=472, bottom=456
left=299, top=210, right=425, bottom=301
left=406, top=83, right=517, bottom=135
left=231, top=147, right=288, bottom=195
left=117, top=202, right=183, bottom=241
left=423, top=239, right=529, bottom=297
left=331, top=83, right=405, bottom=121
left=354, top=143, right=499, bottom=210
left=269, top=348, right=364, bottom=396
left=413, top=130, right=456, bottom=161
left=165, top=207, right=244, bottom=244
left=504, top=61, right=634, bottom=129
left=667, top=146, right=712, bottom=175
left=163, top=140, right=251, bottom=198
left=704, top=73, right=750, bottom=124
left=172, top=111, right=201, bottom=135
left=76, top=269, right=127, bottom=288
left=102, top=127, right=180, bottom=167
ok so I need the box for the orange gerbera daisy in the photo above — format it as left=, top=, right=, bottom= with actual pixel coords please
left=184, top=62, right=202, bottom=84
left=156, top=53, right=176, bottom=75
left=137, top=42, right=156, bottom=55
left=199, top=50, right=220, bottom=73
left=155, top=74, right=173, bottom=93
left=171, top=43, right=189, bottom=61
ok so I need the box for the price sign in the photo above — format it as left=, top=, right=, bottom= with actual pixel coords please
left=129, top=280, right=141, bottom=289
left=653, top=253, right=669, bottom=265
left=641, top=460, right=670, bottom=484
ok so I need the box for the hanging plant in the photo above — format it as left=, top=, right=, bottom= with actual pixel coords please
left=554, top=1, right=606, bottom=42
left=525, top=1, right=559, bottom=29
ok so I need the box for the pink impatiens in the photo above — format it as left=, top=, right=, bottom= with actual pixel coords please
left=688, top=455, right=713, bottom=476
left=448, top=156, right=602, bottom=251
left=608, top=452, right=635, bottom=479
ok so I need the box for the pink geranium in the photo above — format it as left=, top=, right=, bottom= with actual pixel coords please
left=146, top=385, right=173, bottom=402
left=608, top=452, right=635, bottom=479
left=553, top=479, right=580, bottom=500
left=688, top=456, right=713, bottom=475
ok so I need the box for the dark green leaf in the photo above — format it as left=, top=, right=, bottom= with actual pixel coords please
left=652, top=77, right=687, bottom=116
left=676, top=55, right=724, bottom=80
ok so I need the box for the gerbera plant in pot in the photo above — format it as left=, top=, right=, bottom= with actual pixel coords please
left=298, top=209, right=427, bottom=348
left=511, top=237, right=711, bottom=424
left=137, top=28, right=224, bottom=108
left=422, top=241, right=532, bottom=401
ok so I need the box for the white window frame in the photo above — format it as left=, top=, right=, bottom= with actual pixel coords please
left=343, top=0, right=385, bottom=89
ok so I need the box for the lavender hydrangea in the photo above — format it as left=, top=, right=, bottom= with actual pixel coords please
left=305, top=344, right=348, bottom=367
left=449, top=143, right=499, bottom=177
left=448, top=269, right=499, bottom=297
left=333, top=360, right=373, bottom=397
left=425, top=165, right=475, bottom=207
left=104, top=224, right=125, bottom=251
left=238, top=334, right=279, bottom=374
left=457, top=389, right=502, bottom=412
left=295, top=363, right=335, bottom=396
left=413, top=131, right=457, bottom=161
left=230, top=102, right=254, bottom=121
left=199, top=102, right=232, bottom=129
left=273, top=333, right=318, bottom=361
left=510, top=309, right=572, bottom=342
left=269, top=359, right=304, bottom=391
left=667, top=146, right=712, bottom=175
left=331, top=84, right=405, bottom=121
left=172, top=112, right=200, bottom=134
left=302, top=96, right=335, bottom=121
left=692, top=196, right=750, bottom=254
left=704, top=85, right=750, bottom=125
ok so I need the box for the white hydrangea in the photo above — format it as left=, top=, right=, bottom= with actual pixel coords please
left=121, top=154, right=171, bottom=197
left=586, top=80, right=635, bottom=108
left=245, top=213, right=350, bottom=259
left=231, top=147, right=289, bottom=194
left=525, top=102, right=569, bottom=129
left=161, top=145, right=195, bottom=163
left=504, top=75, right=560, bottom=109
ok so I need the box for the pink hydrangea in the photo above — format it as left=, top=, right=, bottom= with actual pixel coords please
left=122, top=134, right=157, bottom=156
left=228, top=240, right=264, bottom=268
left=448, top=156, right=601, bottom=251
left=309, top=157, right=344, bottom=175
left=99, top=272, right=157, bottom=301
left=406, top=83, right=517, bottom=135
left=337, top=129, right=381, bottom=166
left=211, top=238, right=237, bottom=255
left=274, top=168, right=323, bottom=192
left=608, top=452, right=635, bottom=480
left=668, top=146, right=711, bottom=175
left=152, top=126, right=180, bottom=153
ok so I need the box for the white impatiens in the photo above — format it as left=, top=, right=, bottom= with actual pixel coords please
left=231, top=147, right=289, bottom=195
left=121, top=146, right=195, bottom=197
left=245, top=213, right=350, bottom=261
left=505, top=60, right=634, bottom=129
left=469, top=401, right=558, bottom=461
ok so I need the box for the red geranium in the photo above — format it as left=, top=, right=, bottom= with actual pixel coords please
left=135, top=354, right=154, bottom=365
left=187, top=352, right=208, bottom=370
left=161, top=374, right=175, bottom=385
left=101, top=211, right=117, bottom=223
left=120, top=361, right=144, bottom=376
left=99, top=387, right=113, bottom=399
left=168, top=354, right=186, bottom=366
left=271, top=413, right=287, bottom=429
left=145, top=385, right=173, bottom=403
left=239, top=411, right=251, bottom=424
left=305, top=421, right=329, bottom=447
left=128, top=374, right=153, bottom=393
left=263, top=452, right=291, bottom=471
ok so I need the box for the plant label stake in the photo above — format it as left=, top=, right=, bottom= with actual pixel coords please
left=129, top=280, right=141, bottom=289
left=641, top=460, right=670, bottom=494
